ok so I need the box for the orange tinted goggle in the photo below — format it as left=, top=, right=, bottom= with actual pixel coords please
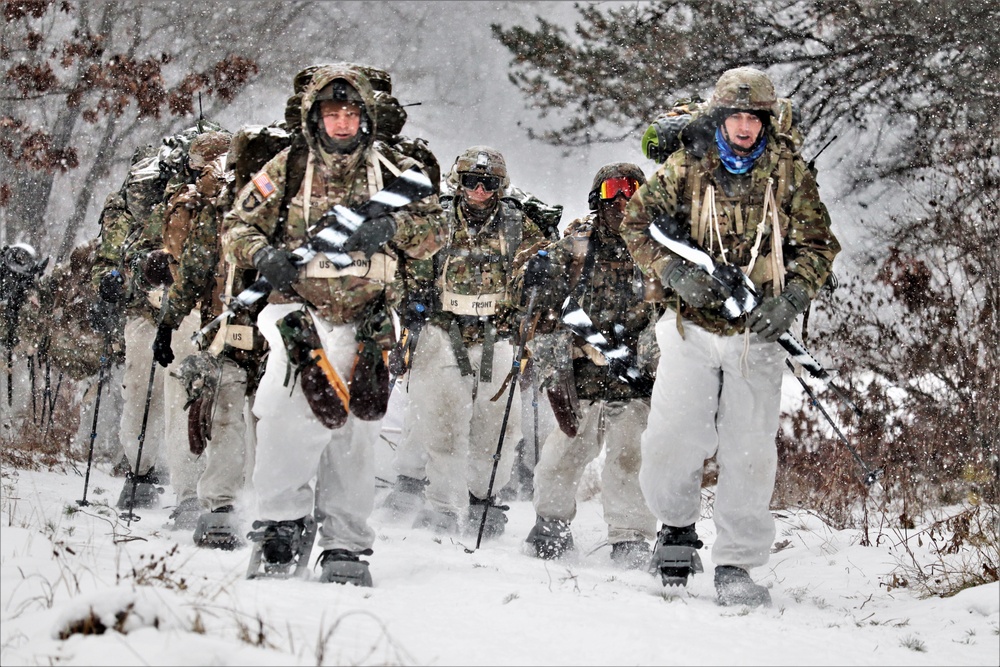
left=599, top=177, right=640, bottom=200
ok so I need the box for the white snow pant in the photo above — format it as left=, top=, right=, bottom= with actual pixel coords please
left=391, top=377, right=429, bottom=481
left=400, top=324, right=521, bottom=516
left=640, top=312, right=784, bottom=569
left=519, top=361, right=556, bottom=475
left=74, top=362, right=126, bottom=464
left=121, top=314, right=204, bottom=505
left=196, top=357, right=252, bottom=512
left=533, top=399, right=656, bottom=544
left=252, top=303, right=377, bottom=553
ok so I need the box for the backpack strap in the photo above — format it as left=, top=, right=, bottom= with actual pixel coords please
left=272, top=137, right=310, bottom=246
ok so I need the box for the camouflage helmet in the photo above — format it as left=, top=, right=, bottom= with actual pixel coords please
left=708, top=67, right=778, bottom=116
left=373, top=91, right=407, bottom=140
left=188, top=131, right=232, bottom=170
left=588, top=162, right=646, bottom=211
left=453, top=145, right=510, bottom=190
left=313, top=79, right=365, bottom=105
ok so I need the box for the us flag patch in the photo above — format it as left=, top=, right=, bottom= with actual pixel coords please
left=252, top=172, right=276, bottom=198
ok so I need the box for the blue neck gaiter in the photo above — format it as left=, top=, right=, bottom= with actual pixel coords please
left=716, top=127, right=767, bottom=174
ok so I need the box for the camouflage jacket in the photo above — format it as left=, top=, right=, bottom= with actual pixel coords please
left=621, top=129, right=840, bottom=336
left=531, top=215, right=655, bottom=401
left=223, top=64, right=447, bottom=339
left=402, top=195, right=543, bottom=347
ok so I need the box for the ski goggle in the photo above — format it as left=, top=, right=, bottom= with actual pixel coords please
left=599, top=177, right=641, bottom=200
left=460, top=173, right=502, bottom=192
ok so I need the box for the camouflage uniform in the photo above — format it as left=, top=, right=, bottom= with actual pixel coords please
left=395, top=145, right=543, bottom=535
left=620, top=67, right=841, bottom=585
left=223, top=63, right=446, bottom=567
left=524, top=163, right=658, bottom=564
left=153, top=132, right=260, bottom=532
left=90, top=127, right=218, bottom=515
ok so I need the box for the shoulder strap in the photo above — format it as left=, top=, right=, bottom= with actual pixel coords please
left=272, top=136, right=309, bottom=246
left=498, top=200, right=524, bottom=266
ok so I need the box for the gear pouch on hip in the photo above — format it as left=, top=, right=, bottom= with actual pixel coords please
left=277, top=309, right=349, bottom=430
left=546, top=370, right=581, bottom=438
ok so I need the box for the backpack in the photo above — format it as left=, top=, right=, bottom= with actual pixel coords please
left=642, top=96, right=803, bottom=164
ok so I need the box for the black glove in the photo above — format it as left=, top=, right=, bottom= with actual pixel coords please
left=142, top=249, right=174, bottom=287
left=152, top=323, right=175, bottom=367
left=523, top=250, right=551, bottom=291
left=341, top=213, right=397, bottom=258
left=747, top=283, right=810, bottom=343
left=253, top=247, right=300, bottom=294
left=98, top=270, right=126, bottom=303
left=661, top=258, right=732, bottom=310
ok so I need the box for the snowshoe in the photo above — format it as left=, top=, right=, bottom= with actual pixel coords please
left=524, top=516, right=574, bottom=559
left=317, top=548, right=374, bottom=587
left=193, top=505, right=245, bottom=550
left=650, top=524, right=704, bottom=587
left=412, top=508, right=460, bottom=534
left=116, top=468, right=164, bottom=511
left=714, top=566, right=771, bottom=607
left=245, top=515, right=317, bottom=579
left=610, top=539, right=651, bottom=570
left=466, top=493, right=509, bottom=539
left=163, top=497, right=201, bottom=531
left=380, top=475, right=427, bottom=516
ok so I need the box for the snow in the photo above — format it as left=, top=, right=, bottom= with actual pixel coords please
left=2, top=419, right=997, bottom=667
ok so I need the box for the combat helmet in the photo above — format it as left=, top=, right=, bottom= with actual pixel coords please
left=188, top=131, right=232, bottom=170
left=588, top=162, right=646, bottom=211
left=453, top=146, right=509, bottom=192
left=708, top=67, right=778, bottom=119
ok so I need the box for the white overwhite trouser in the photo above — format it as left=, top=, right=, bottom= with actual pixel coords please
left=640, top=311, right=784, bottom=569
left=390, top=378, right=428, bottom=481
left=195, top=357, right=252, bottom=511
left=400, top=323, right=521, bottom=516
left=120, top=314, right=204, bottom=504
left=533, top=398, right=656, bottom=544
left=518, top=362, right=556, bottom=477
left=252, top=303, right=377, bottom=553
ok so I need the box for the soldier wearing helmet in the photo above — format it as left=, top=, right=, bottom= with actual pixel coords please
left=517, top=162, right=659, bottom=567
left=224, top=63, right=446, bottom=586
left=621, top=66, right=840, bottom=606
left=387, top=145, right=543, bottom=538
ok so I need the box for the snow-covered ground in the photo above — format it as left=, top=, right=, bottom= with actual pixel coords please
left=2, top=425, right=997, bottom=667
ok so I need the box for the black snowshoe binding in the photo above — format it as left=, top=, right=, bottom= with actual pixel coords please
left=525, top=516, right=574, bottom=559
left=381, top=475, right=427, bottom=516
left=116, top=468, right=164, bottom=511
left=245, top=515, right=317, bottom=579
left=317, top=548, right=374, bottom=587
left=467, top=493, right=509, bottom=539
left=610, top=539, right=651, bottom=570
left=163, top=497, right=202, bottom=531
left=714, top=565, right=771, bottom=607
left=193, top=505, right=244, bottom=551
left=650, top=524, right=704, bottom=586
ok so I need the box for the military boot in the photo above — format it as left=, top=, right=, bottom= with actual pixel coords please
left=467, top=493, right=509, bottom=539
left=381, top=475, right=427, bottom=516
left=317, top=548, right=374, bottom=587
left=116, top=468, right=164, bottom=510
left=650, top=524, right=704, bottom=586
left=524, top=516, right=573, bottom=559
left=715, top=566, right=771, bottom=607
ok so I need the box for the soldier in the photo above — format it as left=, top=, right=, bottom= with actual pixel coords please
left=395, top=146, right=543, bottom=538
left=521, top=163, right=658, bottom=568
left=90, top=126, right=220, bottom=520
left=620, top=67, right=840, bottom=606
left=223, top=63, right=446, bottom=586
left=147, top=130, right=259, bottom=549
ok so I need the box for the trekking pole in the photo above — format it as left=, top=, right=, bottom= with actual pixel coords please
left=467, top=278, right=541, bottom=553
left=120, top=354, right=157, bottom=524
left=78, top=334, right=114, bottom=507
left=785, top=359, right=883, bottom=487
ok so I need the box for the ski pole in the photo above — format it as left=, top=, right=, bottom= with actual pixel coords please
left=120, top=354, right=157, bottom=524
left=785, top=359, right=883, bottom=487
left=79, top=334, right=114, bottom=507
left=468, top=282, right=540, bottom=553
